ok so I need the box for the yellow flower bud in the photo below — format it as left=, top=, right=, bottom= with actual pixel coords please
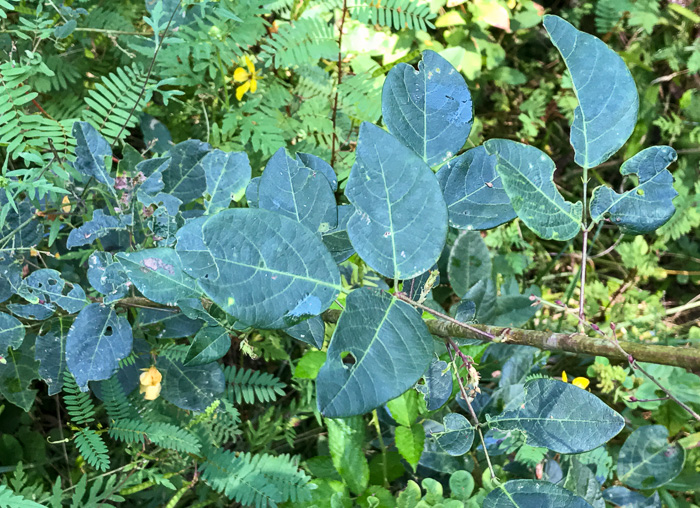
left=139, top=366, right=162, bottom=400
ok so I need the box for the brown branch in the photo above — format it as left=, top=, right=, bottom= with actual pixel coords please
left=321, top=309, right=700, bottom=371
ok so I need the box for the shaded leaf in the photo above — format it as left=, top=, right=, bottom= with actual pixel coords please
left=35, top=319, right=69, bottom=395
left=245, top=176, right=261, bottom=208
left=430, top=413, right=474, bottom=456
left=0, top=311, right=24, bottom=353
left=488, top=379, right=624, bottom=453
left=160, top=139, right=211, bottom=203
left=66, top=304, right=133, bottom=390
left=258, top=148, right=337, bottom=234
left=157, top=355, right=225, bottom=411
left=416, top=360, right=452, bottom=411
left=284, top=316, right=325, bottom=349
left=485, top=139, right=582, bottom=240
left=317, top=288, right=434, bottom=418
left=184, top=325, right=230, bottom=366
left=383, top=50, right=473, bottom=166
left=437, top=146, right=516, bottom=230
left=544, top=15, right=638, bottom=168
left=178, top=208, right=341, bottom=329
left=72, top=121, right=114, bottom=186
left=67, top=210, right=126, bottom=250
left=202, top=149, right=251, bottom=214
left=117, top=248, right=199, bottom=305
left=0, top=198, right=43, bottom=248
left=7, top=303, right=54, bottom=320
left=602, top=487, right=660, bottom=508
left=493, top=278, right=541, bottom=327
left=136, top=158, right=183, bottom=216
left=327, top=416, right=370, bottom=495
left=484, top=480, right=593, bottom=508
left=20, top=269, right=88, bottom=313
left=87, top=252, right=128, bottom=303
left=617, top=425, right=684, bottom=489
left=346, top=122, right=448, bottom=280
left=590, top=146, right=678, bottom=234
left=322, top=204, right=356, bottom=264
left=563, top=459, right=605, bottom=508
left=449, top=230, right=492, bottom=298
left=0, top=334, right=39, bottom=411
left=0, top=259, right=22, bottom=303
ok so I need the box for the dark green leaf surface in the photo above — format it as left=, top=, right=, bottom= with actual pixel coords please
left=158, top=356, right=225, bottom=412
left=178, top=208, right=341, bottom=329
left=66, top=303, right=133, bottom=390
left=35, top=320, right=68, bottom=396
left=0, top=198, right=42, bottom=248
left=21, top=269, right=88, bottom=313
left=489, top=379, right=624, bottom=453
left=0, top=335, right=39, bottom=412
left=284, top=316, right=325, bottom=349
left=346, top=122, right=448, bottom=280
left=202, top=149, right=251, bottom=214
left=382, top=50, right=473, bottom=167
left=136, top=158, right=183, bottom=216
left=432, top=413, right=474, bottom=456
left=484, top=480, right=593, bottom=508
left=416, top=360, right=452, bottom=411
left=617, top=425, right=685, bottom=489
left=160, top=139, right=211, bottom=203
left=87, top=252, right=129, bottom=303
left=437, top=146, right=515, bottom=230
left=544, top=15, right=638, bottom=168
left=72, top=121, right=114, bottom=186
left=67, top=210, right=126, bottom=250
left=316, top=288, right=433, bottom=417
left=322, top=204, right=356, bottom=264
left=258, top=147, right=337, bottom=234
left=296, top=152, right=338, bottom=191
left=485, top=139, right=582, bottom=240
left=0, top=260, right=22, bottom=303
left=184, top=325, right=230, bottom=366
left=448, top=230, right=492, bottom=298
left=117, top=248, right=199, bottom=305
left=590, top=146, right=678, bottom=234
left=564, top=459, right=605, bottom=508
left=0, top=311, right=24, bottom=353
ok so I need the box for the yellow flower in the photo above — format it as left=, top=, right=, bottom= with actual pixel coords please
left=562, top=370, right=590, bottom=390
left=139, top=366, right=162, bottom=401
left=233, top=56, right=261, bottom=100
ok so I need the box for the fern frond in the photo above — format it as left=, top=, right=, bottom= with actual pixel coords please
left=337, top=71, right=383, bottom=123
left=201, top=450, right=311, bottom=507
left=75, top=429, right=110, bottom=471
left=349, top=0, right=436, bottom=31
left=294, top=66, right=333, bottom=98
left=210, top=399, right=242, bottom=444
left=62, top=372, right=96, bottom=426
left=82, top=64, right=156, bottom=144
left=0, top=484, right=44, bottom=508
left=109, top=419, right=202, bottom=453
left=33, top=54, right=83, bottom=93
left=260, top=18, right=337, bottom=68
left=101, top=376, right=137, bottom=422
left=108, top=419, right=148, bottom=445
left=224, top=366, right=286, bottom=405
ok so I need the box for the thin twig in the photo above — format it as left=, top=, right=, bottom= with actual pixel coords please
left=329, top=0, right=348, bottom=168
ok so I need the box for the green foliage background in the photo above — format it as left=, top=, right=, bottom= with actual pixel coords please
left=0, top=0, right=699, bottom=506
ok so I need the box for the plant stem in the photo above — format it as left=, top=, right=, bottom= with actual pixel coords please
left=216, top=49, right=230, bottom=111
left=371, top=409, right=389, bottom=488
left=578, top=225, right=589, bottom=326
left=446, top=343, right=496, bottom=480
left=330, top=0, right=348, bottom=168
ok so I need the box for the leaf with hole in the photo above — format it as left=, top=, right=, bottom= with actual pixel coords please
left=346, top=122, right=448, bottom=280
left=382, top=50, right=473, bottom=166
left=65, top=303, right=133, bottom=391
left=617, top=425, right=685, bottom=489
left=316, top=287, right=434, bottom=418
left=20, top=269, right=88, bottom=313
left=590, top=146, right=678, bottom=234
left=544, top=15, right=638, bottom=168
left=484, top=139, right=582, bottom=240
left=437, top=145, right=515, bottom=230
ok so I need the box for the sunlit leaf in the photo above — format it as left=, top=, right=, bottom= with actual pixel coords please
left=484, top=480, right=593, bottom=508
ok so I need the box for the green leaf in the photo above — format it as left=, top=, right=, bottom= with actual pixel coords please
left=87, top=252, right=128, bottom=303
left=176, top=208, right=341, bottom=329
left=589, top=146, right=678, bottom=234
left=346, top=122, right=448, bottom=280
left=382, top=50, right=473, bottom=167
left=327, top=416, right=370, bottom=495
left=436, top=145, right=516, bottom=230
left=67, top=210, right=126, bottom=250
left=136, top=158, right=183, bottom=216
left=484, top=480, right=593, bottom=508
left=72, top=121, right=114, bottom=186
left=157, top=356, right=225, bottom=411
left=449, top=470, right=475, bottom=502
left=387, top=389, right=420, bottom=427
left=0, top=260, right=22, bottom=304
left=430, top=413, right=474, bottom=456
left=543, top=15, right=638, bottom=168
left=284, top=316, right=325, bottom=349
left=0, top=311, right=24, bottom=353
left=448, top=230, right=492, bottom=298
left=65, top=303, right=133, bottom=390
left=117, top=248, right=199, bottom=305
left=20, top=269, right=88, bottom=313
left=0, top=335, right=39, bottom=411
left=0, top=484, right=46, bottom=507
left=184, top=325, right=230, bottom=366
left=493, top=278, right=541, bottom=327
left=416, top=360, right=452, bottom=411
left=396, top=423, right=425, bottom=471
left=202, top=149, right=251, bottom=214
left=488, top=379, right=624, bottom=453
left=317, top=288, right=434, bottom=418
left=563, top=459, right=605, bottom=508
left=35, top=320, right=68, bottom=396
left=484, top=139, right=582, bottom=241
left=258, top=148, right=337, bottom=234
left=297, top=152, right=338, bottom=191
left=294, top=350, right=327, bottom=380
left=617, top=425, right=685, bottom=489
left=322, top=204, right=356, bottom=264
left=160, top=139, right=211, bottom=203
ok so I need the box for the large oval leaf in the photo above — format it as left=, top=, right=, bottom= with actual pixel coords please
left=160, top=139, right=211, bottom=203
left=117, top=248, right=199, bottom=305
left=258, top=148, right=337, bottom=234
left=484, top=480, right=593, bottom=508
left=202, top=149, right=251, bottom=214
left=346, top=122, right=448, bottom=280
left=0, top=335, right=39, bottom=412
left=72, top=121, right=114, bottom=186
left=590, top=146, right=678, bottom=234
left=157, top=356, right=225, bottom=411
left=617, top=425, right=685, bottom=489
left=544, top=15, right=638, bottom=168
left=484, top=139, right=582, bottom=241
left=382, top=50, right=473, bottom=167
left=448, top=230, right=492, bottom=298
left=0, top=311, right=24, bottom=353
left=488, top=379, right=624, bottom=453
left=35, top=320, right=69, bottom=396
left=436, top=146, right=515, bottom=230
left=177, top=208, right=341, bottom=329
left=65, top=303, right=133, bottom=390
left=430, top=413, right=474, bottom=456
left=317, top=288, right=434, bottom=418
